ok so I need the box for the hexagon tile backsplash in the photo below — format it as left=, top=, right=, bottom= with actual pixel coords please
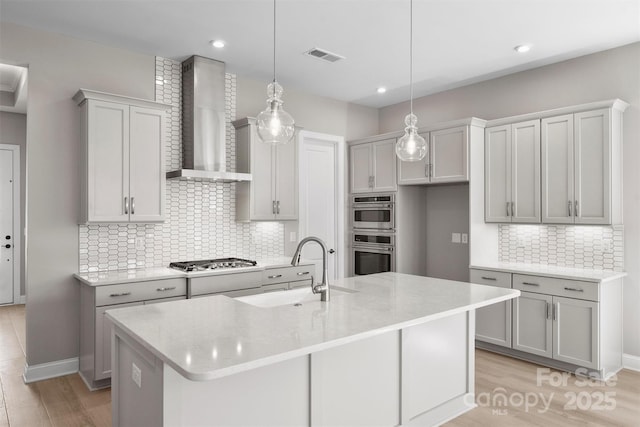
left=498, top=224, right=624, bottom=271
left=78, top=57, right=284, bottom=273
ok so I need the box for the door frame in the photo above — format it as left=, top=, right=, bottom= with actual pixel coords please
left=0, top=144, right=21, bottom=305
left=297, top=131, right=345, bottom=279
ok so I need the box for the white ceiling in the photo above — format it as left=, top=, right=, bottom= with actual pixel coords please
left=1, top=0, right=639, bottom=108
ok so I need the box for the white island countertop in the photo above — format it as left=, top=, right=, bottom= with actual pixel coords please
left=106, top=272, right=520, bottom=381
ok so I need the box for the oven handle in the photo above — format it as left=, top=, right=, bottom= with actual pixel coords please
left=352, top=204, right=394, bottom=210
left=352, top=245, right=394, bottom=252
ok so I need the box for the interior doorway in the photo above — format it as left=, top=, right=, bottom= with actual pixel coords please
left=0, top=145, right=20, bottom=305
left=297, top=131, right=345, bottom=280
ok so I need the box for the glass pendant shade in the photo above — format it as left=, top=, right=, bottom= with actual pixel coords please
left=396, top=113, right=427, bottom=161
left=256, top=81, right=295, bottom=145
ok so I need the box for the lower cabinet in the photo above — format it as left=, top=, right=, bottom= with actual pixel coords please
left=262, top=263, right=313, bottom=291
left=471, top=268, right=621, bottom=378
left=79, top=278, right=187, bottom=390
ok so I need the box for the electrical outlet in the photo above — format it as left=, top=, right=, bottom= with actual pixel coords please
left=461, top=233, right=468, bottom=244
left=132, top=362, right=142, bottom=388
left=451, top=233, right=461, bottom=243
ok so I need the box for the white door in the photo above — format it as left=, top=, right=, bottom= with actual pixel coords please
left=430, top=126, right=468, bottom=183
left=275, top=139, right=298, bottom=220
left=553, top=296, right=599, bottom=369
left=541, top=114, right=574, bottom=224
left=485, top=125, right=512, bottom=222
left=511, top=120, right=541, bottom=223
left=350, top=143, right=372, bottom=193
left=512, top=291, right=553, bottom=358
left=298, top=131, right=345, bottom=280
left=397, top=133, right=429, bottom=185
left=0, top=147, right=18, bottom=305
left=371, top=139, right=397, bottom=192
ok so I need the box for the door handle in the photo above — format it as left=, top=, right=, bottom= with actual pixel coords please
left=109, top=292, right=131, bottom=297
left=131, top=197, right=135, bottom=215
left=546, top=302, right=551, bottom=319
left=276, top=200, right=280, bottom=214
left=563, top=287, right=584, bottom=292
left=521, top=282, right=540, bottom=287
left=297, top=271, right=310, bottom=276
left=506, top=202, right=510, bottom=217
left=481, top=276, right=496, bottom=281
left=568, top=201, right=572, bottom=217
left=511, top=202, right=515, bottom=217
left=552, top=303, right=557, bottom=321
left=156, top=287, right=176, bottom=292
left=574, top=200, right=579, bottom=217
left=267, top=274, right=283, bottom=279
left=272, top=200, right=276, bottom=214
left=124, top=197, right=129, bottom=215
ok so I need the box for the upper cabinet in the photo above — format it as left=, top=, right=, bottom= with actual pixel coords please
left=542, top=108, right=622, bottom=225
left=74, top=90, right=170, bottom=224
left=485, top=100, right=628, bottom=225
left=350, top=138, right=397, bottom=194
left=485, top=120, right=541, bottom=223
left=234, top=118, right=298, bottom=221
left=398, top=124, right=474, bottom=186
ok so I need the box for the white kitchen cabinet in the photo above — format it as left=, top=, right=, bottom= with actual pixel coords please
left=234, top=117, right=298, bottom=221
left=512, top=291, right=553, bottom=358
left=79, top=277, right=187, bottom=389
left=74, top=90, right=169, bottom=224
left=398, top=125, right=470, bottom=185
left=542, top=105, right=625, bottom=225
left=469, top=269, right=512, bottom=347
left=349, top=138, right=397, bottom=193
left=473, top=267, right=623, bottom=379
left=485, top=120, right=540, bottom=223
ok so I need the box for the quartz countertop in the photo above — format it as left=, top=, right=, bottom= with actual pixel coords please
left=469, top=262, right=626, bottom=282
left=106, top=272, right=520, bottom=381
left=74, top=257, right=315, bottom=286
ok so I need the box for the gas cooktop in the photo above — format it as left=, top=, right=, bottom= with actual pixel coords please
left=169, top=257, right=258, bottom=272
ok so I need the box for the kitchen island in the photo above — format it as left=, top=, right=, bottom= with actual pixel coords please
left=106, top=272, right=519, bottom=426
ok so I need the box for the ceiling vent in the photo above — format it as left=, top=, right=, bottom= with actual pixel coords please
left=305, top=48, right=345, bottom=63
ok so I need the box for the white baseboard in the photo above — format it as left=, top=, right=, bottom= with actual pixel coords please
left=23, top=357, right=79, bottom=383
left=622, top=353, right=640, bottom=372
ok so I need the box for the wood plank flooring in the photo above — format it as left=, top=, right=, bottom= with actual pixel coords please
left=0, top=304, right=638, bottom=426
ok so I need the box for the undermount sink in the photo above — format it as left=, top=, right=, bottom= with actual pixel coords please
left=237, top=286, right=357, bottom=308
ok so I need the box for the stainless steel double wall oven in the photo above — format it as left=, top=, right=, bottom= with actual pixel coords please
left=351, top=194, right=396, bottom=276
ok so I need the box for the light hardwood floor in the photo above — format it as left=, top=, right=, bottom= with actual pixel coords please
left=0, top=304, right=638, bottom=426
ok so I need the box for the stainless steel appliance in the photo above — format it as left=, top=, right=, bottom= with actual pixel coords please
left=351, top=193, right=395, bottom=230
left=169, top=257, right=257, bottom=272
left=351, top=231, right=396, bottom=276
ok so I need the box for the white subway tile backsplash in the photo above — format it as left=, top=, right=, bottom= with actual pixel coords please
left=79, top=57, right=284, bottom=273
left=498, top=224, right=623, bottom=271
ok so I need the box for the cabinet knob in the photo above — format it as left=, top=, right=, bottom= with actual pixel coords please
left=4, top=244, right=10, bottom=249
left=5, top=235, right=10, bottom=240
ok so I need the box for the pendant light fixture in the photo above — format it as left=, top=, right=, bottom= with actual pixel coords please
left=256, top=0, right=295, bottom=145
left=395, top=0, right=427, bottom=162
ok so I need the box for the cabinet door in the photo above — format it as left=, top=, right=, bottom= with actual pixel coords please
left=512, top=291, right=553, bottom=358
left=250, top=131, right=276, bottom=219
left=553, top=296, right=599, bottom=369
left=95, top=301, right=143, bottom=380
left=275, top=139, right=298, bottom=220
left=574, top=109, right=611, bottom=225
left=129, top=106, right=166, bottom=222
left=511, top=120, right=541, bottom=223
left=350, top=144, right=372, bottom=193
left=542, top=114, right=574, bottom=224
left=398, top=133, right=429, bottom=185
left=470, top=269, right=512, bottom=347
left=430, top=126, right=468, bottom=183
left=87, top=100, right=130, bottom=222
left=372, top=139, right=397, bottom=192
left=485, top=125, right=511, bottom=222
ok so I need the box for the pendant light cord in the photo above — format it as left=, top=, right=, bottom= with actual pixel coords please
left=409, top=0, right=414, bottom=116
left=273, top=0, right=277, bottom=84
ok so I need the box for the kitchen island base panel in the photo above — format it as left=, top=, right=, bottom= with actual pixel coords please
left=112, top=314, right=476, bottom=426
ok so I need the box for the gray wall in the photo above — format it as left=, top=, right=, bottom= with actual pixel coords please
left=0, top=111, right=26, bottom=296
left=379, top=42, right=640, bottom=358
left=0, top=22, right=379, bottom=367
left=424, top=184, right=469, bottom=282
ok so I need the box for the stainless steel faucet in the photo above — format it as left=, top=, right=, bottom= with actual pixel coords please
left=291, top=236, right=332, bottom=302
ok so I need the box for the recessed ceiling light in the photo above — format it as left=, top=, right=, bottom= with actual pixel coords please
left=211, top=40, right=225, bottom=49
left=514, top=44, right=531, bottom=53
left=377, top=87, right=387, bottom=94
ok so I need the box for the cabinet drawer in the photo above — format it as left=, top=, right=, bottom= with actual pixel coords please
left=469, top=269, right=511, bottom=288
left=189, top=271, right=263, bottom=297
left=263, top=264, right=314, bottom=285
left=513, top=274, right=598, bottom=301
left=96, top=278, right=186, bottom=306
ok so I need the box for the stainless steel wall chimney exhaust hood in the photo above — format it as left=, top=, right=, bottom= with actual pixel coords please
left=167, top=55, right=251, bottom=182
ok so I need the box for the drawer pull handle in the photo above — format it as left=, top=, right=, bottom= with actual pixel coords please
left=109, top=292, right=131, bottom=297
left=564, top=287, right=584, bottom=292
left=156, top=287, right=176, bottom=292
left=268, top=274, right=283, bottom=279
left=522, top=282, right=540, bottom=286
left=481, top=276, right=496, bottom=281
left=297, top=271, right=310, bottom=276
